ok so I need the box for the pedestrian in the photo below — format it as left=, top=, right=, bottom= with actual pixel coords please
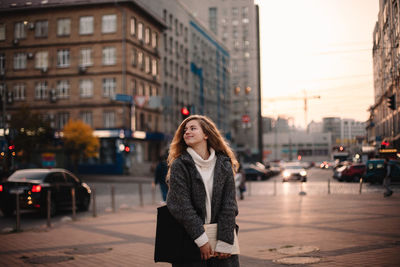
left=166, top=115, right=240, bottom=267
left=153, top=152, right=169, bottom=203
left=235, top=165, right=246, bottom=200
left=383, top=158, right=393, bottom=197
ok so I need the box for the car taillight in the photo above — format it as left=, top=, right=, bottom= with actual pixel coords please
left=0, top=185, right=3, bottom=192
left=32, top=185, right=41, bottom=192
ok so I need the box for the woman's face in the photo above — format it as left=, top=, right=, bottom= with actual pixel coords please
left=183, top=120, right=208, bottom=148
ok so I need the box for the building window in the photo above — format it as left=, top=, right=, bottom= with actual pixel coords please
left=163, top=33, right=167, bottom=51
left=57, top=49, right=70, bottom=67
left=145, top=56, right=150, bottom=73
left=138, top=51, right=144, bottom=70
left=151, top=32, right=158, bottom=48
left=103, top=111, right=115, bottom=128
left=131, top=48, right=137, bottom=66
left=57, top=80, right=70, bottom=99
left=232, top=7, right=239, bottom=17
left=163, top=57, right=168, bottom=76
left=80, top=111, right=93, bottom=127
left=0, top=24, right=5, bottom=41
left=14, top=22, right=26, bottom=39
left=35, top=20, right=48, bottom=37
left=80, top=79, right=93, bottom=98
left=145, top=27, right=150, bottom=44
left=138, top=22, right=143, bottom=40
left=35, top=81, right=48, bottom=100
left=209, top=7, right=218, bottom=35
left=58, top=112, right=70, bottom=130
left=79, top=16, right=94, bottom=35
left=103, top=78, right=116, bottom=97
left=152, top=59, right=158, bottom=76
left=35, top=51, right=48, bottom=69
left=102, top=14, right=117, bottom=33
left=80, top=48, right=93, bottom=66
left=13, top=53, right=27, bottom=70
left=57, top=18, right=70, bottom=36
left=131, top=79, right=137, bottom=95
left=130, top=17, right=136, bottom=36
left=0, top=53, right=5, bottom=74
left=102, top=47, right=116, bottom=65
left=13, top=83, right=26, bottom=101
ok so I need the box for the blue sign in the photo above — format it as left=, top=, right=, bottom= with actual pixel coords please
left=114, top=94, right=133, bottom=103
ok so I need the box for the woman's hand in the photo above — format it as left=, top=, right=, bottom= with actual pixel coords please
left=199, top=242, right=214, bottom=260
left=215, top=252, right=231, bottom=259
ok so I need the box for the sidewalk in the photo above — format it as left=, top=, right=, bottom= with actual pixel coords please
left=1, top=193, right=399, bottom=266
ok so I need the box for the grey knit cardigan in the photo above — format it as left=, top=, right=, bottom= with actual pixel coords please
left=166, top=150, right=238, bottom=245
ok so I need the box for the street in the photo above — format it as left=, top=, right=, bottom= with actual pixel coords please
left=0, top=167, right=397, bottom=232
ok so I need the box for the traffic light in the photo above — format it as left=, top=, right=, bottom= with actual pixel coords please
left=181, top=106, right=191, bottom=119
left=387, top=94, right=396, bottom=110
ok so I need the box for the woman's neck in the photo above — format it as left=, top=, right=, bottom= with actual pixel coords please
left=190, top=144, right=210, bottom=160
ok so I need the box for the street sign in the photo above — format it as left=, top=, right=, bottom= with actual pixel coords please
left=242, top=115, right=250, bottom=123
left=113, top=94, right=133, bottom=103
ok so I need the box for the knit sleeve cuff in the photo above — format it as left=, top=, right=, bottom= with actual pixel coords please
left=215, top=240, right=233, bottom=254
left=194, top=232, right=209, bottom=248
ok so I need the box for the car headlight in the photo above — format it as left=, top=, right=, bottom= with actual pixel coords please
left=300, top=170, right=307, bottom=176
left=283, top=171, right=290, bottom=178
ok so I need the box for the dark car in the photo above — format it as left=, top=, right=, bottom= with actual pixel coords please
left=333, top=163, right=366, bottom=182
left=244, top=162, right=272, bottom=181
left=363, top=159, right=400, bottom=184
left=0, top=168, right=91, bottom=217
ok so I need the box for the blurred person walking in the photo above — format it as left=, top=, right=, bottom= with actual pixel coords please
left=235, top=165, right=246, bottom=200
left=166, top=115, right=240, bottom=266
left=153, top=153, right=169, bottom=202
left=383, top=158, right=393, bottom=197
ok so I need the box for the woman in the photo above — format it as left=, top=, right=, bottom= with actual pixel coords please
left=166, top=115, right=240, bottom=267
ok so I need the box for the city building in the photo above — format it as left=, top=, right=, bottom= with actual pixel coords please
left=181, top=0, right=262, bottom=160
left=142, top=0, right=231, bottom=138
left=307, top=120, right=323, bottom=133
left=0, top=0, right=166, bottom=174
left=263, top=131, right=332, bottom=163
left=369, top=0, right=400, bottom=150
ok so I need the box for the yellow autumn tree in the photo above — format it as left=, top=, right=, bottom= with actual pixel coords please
left=62, top=119, right=99, bottom=170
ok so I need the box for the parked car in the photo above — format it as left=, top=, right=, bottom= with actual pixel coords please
left=244, top=162, right=272, bottom=181
left=333, top=163, right=366, bottom=182
left=282, top=164, right=307, bottom=182
left=0, top=168, right=91, bottom=217
left=363, top=159, right=400, bottom=184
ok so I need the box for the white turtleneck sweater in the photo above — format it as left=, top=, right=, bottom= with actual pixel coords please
left=187, top=147, right=233, bottom=254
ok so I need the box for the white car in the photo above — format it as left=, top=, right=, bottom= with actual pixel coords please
left=282, top=165, right=307, bottom=182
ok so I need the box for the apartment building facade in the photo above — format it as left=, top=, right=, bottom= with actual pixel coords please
left=369, top=0, right=400, bottom=150
left=143, top=0, right=231, bottom=137
left=0, top=0, right=166, bottom=174
left=181, top=0, right=261, bottom=160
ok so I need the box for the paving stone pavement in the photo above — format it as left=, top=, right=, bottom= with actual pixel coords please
left=1, top=193, right=400, bottom=266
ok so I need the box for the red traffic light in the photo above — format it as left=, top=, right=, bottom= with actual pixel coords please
left=8, top=145, right=15, bottom=150
left=124, top=146, right=130, bottom=153
left=181, top=107, right=190, bottom=116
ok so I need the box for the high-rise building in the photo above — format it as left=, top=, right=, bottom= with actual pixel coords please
left=141, top=0, right=231, bottom=138
left=0, top=0, right=166, bottom=174
left=369, top=0, right=400, bottom=150
left=181, top=0, right=261, bottom=160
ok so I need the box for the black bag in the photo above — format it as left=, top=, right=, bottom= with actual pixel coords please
left=154, top=205, right=201, bottom=263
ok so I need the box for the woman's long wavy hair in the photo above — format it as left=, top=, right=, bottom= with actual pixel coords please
left=167, top=115, right=239, bottom=180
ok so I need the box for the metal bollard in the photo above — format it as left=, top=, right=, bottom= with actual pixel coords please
left=47, top=190, right=51, bottom=227
left=299, top=182, right=306, bottom=196
left=359, top=178, right=363, bottom=194
left=111, top=185, right=116, bottom=212
left=92, top=187, right=97, bottom=217
left=247, top=181, right=251, bottom=196
left=273, top=180, right=277, bottom=196
left=71, top=188, right=76, bottom=221
left=15, top=192, right=21, bottom=232
left=328, top=179, right=331, bottom=195
left=138, top=183, right=144, bottom=207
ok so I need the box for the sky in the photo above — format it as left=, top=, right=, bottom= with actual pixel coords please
left=254, top=0, right=379, bottom=128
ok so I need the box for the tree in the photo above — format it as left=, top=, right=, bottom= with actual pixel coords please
left=9, top=105, right=54, bottom=164
left=62, top=119, right=99, bottom=171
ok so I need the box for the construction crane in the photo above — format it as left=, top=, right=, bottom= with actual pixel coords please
left=263, top=90, right=321, bottom=128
